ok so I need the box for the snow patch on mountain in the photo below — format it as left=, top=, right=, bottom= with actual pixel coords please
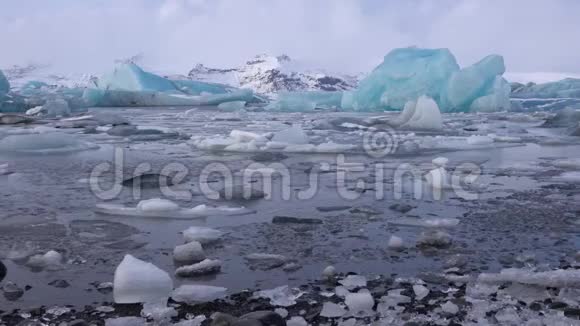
left=188, top=54, right=359, bottom=96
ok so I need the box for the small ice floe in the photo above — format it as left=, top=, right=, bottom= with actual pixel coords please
left=95, top=198, right=250, bottom=219
left=182, top=226, right=223, bottom=245
left=320, top=302, right=347, bottom=318
left=26, top=250, right=63, bottom=270
left=322, top=265, right=336, bottom=280
left=113, top=255, right=173, bottom=304
left=287, top=316, right=308, bottom=326
left=339, top=275, right=367, bottom=290
left=141, top=301, right=177, bottom=324
left=217, top=101, right=246, bottom=111
left=2, top=282, right=24, bottom=301
left=345, top=290, right=375, bottom=316
left=387, top=235, right=404, bottom=250
left=171, top=285, right=227, bottom=304
left=553, top=171, right=580, bottom=183
left=413, top=284, right=430, bottom=300
left=0, top=163, right=11, bottom=175
left=245, top=253, right=288, bottom=270
left=175, top=259, right=222, bottom=277
left=173, top=241, right=205, bottom=263
left=478, top=268, right=580, bottom=288
left=105, top=316, right=146, bottom=326
left=0, top=133, right=98, bottom=154
left=441, top=301, right=459, bottom=314
left=191, top=125, right=356, bottom=154
left=389, top=217, right=460, bottom=228
left=253, top=285, right=304, bottom=307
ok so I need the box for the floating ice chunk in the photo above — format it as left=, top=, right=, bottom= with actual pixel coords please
left=96, top=200, right=249, bottom=219
left=26, top=250, right=63, bottom=269
left=287, top=316, right=308, bottom=326
left=173, top=241, right=205, bottom=263
left=345, top=291, right=374, bottom=316
left=0, top=133, right=98, bottom=154
left=271, top=125, right=309, bottom=144
left=552, top=159, right=580, bottom=169
left=387, top=235, right=404, bottom=249
left=254, top=285, right=304, bottom=307
left=217, top=101, right=246, bottom=111
left=175, top=258, right=222, bottom=277
left=141, top=301, right=177, bottom=323
left=339, top=275, right=367, bottom=290
left=441, top=301, right=459, bottom=314
left=478, top=268, right=580, bottom=288
left=335, top=286, right=350, bottom=298
left=174, top=315, right=207, bottom=326
left=553, top=172, right=580, bottom=183
left=432, top=157, right=449, bottom=167
left=171, top=285, right=227, bottom=303
left=511, top=78, right=580, bottom=99
left=182, top=226, right=223, bottom=245
left=41, top=98, right=71, bottom=118
left=137, top=198, right=180, bottom=212
left=397, top=96, right=443, bottom=130
left=320, top=302, right=347, bottom=318
left=413, top=284, right=429, bottom=300
left=315, top=142, right=356, bottom=153
left=113, top=255, right=173, bottom=304
left=322, top=265, right=336, bottom=280
left=105, top=317, right=146, bottom=326
left=389, top=217, right=459, bottom=228
left=25, top=106, right=44, bottom=116
left=466, top=135, right=494, bottom=146
left=501, top=283, right=550, bottom=304
left=230, top=130, right=262, bottom=143
left=379, top=289, right=412, bottom=308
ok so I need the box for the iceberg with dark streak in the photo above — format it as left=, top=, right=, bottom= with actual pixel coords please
left=84, top=63, right=254, bottom=107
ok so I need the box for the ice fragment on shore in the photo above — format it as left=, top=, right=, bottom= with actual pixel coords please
left=253, top=285, right=304, bottom=307
left=113, top=255, right=172, bottom=304
left=175, top=259, right=222, bottom=277
left=171, top=285, right=227, bottom=303
left=173, top=241, right=205, bottom=263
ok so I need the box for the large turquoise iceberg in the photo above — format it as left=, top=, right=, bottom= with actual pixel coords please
left=268, top=47, right=510, bottom=113
left=351, top=48, right=459, bottom=111
left=86, top=63, right=253, bottom=107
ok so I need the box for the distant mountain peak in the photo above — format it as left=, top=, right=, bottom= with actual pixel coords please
left=188, top=54, right=358, bottom=95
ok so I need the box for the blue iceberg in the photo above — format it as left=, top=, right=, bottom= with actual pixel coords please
left=87, top=63, right=254, bottom=107
left=267, top=47, right=510, bottom=113
left=352, top=48, right=459, bottom=111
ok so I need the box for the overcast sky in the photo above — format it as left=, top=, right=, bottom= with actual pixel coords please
left=0, top=0, right=578, bottom=81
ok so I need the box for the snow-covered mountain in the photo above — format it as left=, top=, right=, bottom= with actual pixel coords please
left=2, top=64, right=95, bottom=89
left=187, top=54, right=359, bottom=96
